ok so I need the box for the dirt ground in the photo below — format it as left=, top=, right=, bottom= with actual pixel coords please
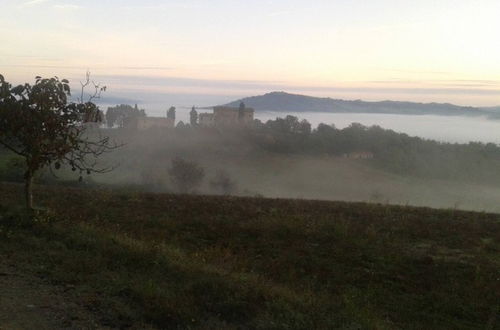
left=0, top=259, right=107, bottom=330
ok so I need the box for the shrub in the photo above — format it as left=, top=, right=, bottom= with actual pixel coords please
left=168, top=158, right=205, bottom=194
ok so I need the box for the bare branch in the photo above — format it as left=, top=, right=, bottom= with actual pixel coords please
left=79, top=70, right=91, bottom=104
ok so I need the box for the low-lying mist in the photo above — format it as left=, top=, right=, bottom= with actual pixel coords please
left=257, top=112, right=500, bottom=144
left=4, top=118, right=499, bottom=213
left=84, top=124, right=500, bottom=213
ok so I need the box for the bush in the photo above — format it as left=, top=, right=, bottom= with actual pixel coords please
left=168, top=158, right=205, bottom=194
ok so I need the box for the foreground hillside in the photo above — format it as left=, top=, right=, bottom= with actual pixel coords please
left=0, top=183, right=499, bottom=329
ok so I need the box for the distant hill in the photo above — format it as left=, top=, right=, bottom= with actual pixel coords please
left=224, top=91, right=499, bottom=118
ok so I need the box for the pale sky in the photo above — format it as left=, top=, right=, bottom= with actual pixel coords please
left=1, top=0, right=500, bottom=106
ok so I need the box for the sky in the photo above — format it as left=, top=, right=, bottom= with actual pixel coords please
left=1, top=0, right=500, bottom=107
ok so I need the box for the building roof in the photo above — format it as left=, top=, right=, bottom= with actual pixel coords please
left=213, top=106, right=254, bottom=113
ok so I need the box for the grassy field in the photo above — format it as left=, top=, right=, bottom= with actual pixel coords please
left=0, top=182, right=499, bottom=329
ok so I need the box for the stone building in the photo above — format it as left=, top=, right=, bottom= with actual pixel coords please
left=199, top=113, right=215, bottom=126
left=199, top=105, right=254, bottom=127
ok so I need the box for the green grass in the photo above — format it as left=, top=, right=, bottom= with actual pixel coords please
left=0, top=182, right=499, bottom=329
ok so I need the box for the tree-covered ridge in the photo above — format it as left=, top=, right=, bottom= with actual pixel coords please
left=248, top=115, right=500, bottom=183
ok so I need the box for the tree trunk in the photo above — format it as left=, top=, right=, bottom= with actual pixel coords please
left=24, top=171, right=34, bottom=210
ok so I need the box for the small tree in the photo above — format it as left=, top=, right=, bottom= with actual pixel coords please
left=167, top=106, right=176, bottom=120
left=298, top=119, right=312, bottom=136
left=0, top=74, right=120, bottom=209
left=210, top=169, right=236, bottom=195
left=168, top=158, right=205, bottom=194
left=190, top=106, right=198, bottom=126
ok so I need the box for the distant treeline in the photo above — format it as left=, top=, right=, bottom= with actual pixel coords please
left=3, top=113, right=500, bottom=186
left=243, top=115, right=500, bottom=184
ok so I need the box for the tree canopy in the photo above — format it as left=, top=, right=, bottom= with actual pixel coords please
left=0, top=74, right=119, bottom=208
left=105, top=104, right=146, bottom=128
left=168, top=158, right=205, bottom=194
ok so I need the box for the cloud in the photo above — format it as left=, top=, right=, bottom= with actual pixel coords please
left=118, top=66, right=173, bottom=71
left=93, top=74, right=285, bottom=90
left=22, top=0, right=51, bottom=7
left=0, top=54, right=62, bottom=61
left=295, top=86, right=500, bottom=97
left=23, top=0, right=51, bottom=6
left=378, top=68, right=453, bottom=76
left=4, top=68, right=498, bottom=104
left=2, top=64, right=172, bottom=71
left=121, top=3, right=204, bottom=11
left=3, top=64, right=87, bottom=70
left=53, top=4, right=81, bottom=10
left=267, top=10, right=293, bottom=17
left=365, top=79, right=500, bottom=89
left=20, top=0, right=81, bottom=10
left=90, top=74, right=500, bottom=98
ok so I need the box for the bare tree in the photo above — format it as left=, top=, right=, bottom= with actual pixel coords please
left=0, top=73, right=120, bottom=209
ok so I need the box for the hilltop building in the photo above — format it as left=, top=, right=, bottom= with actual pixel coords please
left=121, top=102, right=254, bottom=130
left=199, top=113, right=215, bottom=126
left=199, top=103, right=254, bottom=127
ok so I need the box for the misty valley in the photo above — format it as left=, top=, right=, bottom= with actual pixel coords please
left=3, top=111, right=500, bottom=213
left=2, top=97, right=499, bottom=328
